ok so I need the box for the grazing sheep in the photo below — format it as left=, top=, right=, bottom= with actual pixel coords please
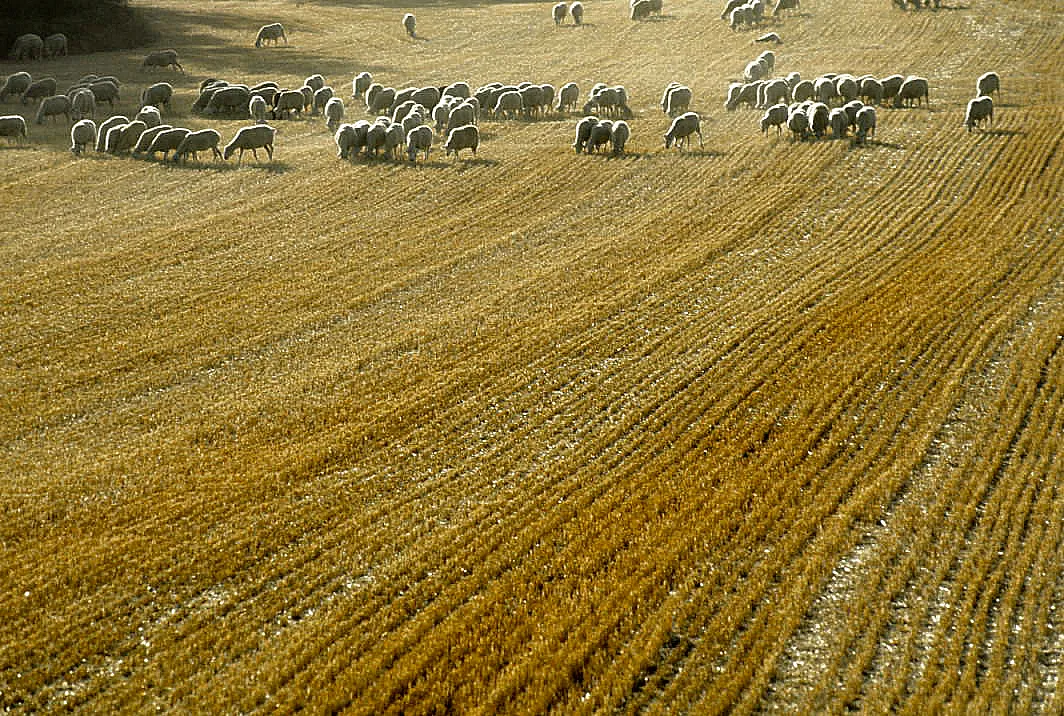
left=384, top=122, right=405, bottom=160
left=631, top=0, right=653, bottom=20
left=304, top=74, right=326, bottom=93
left=664, top=85, right=693, bottom=116
left=352, top=72, right=373, bottom=99
left=725, top=81, right=761, bottom=111
left=411, top=86, right=441, bottom=110
left=9, top=34, right=44, bottom=61
left=760, top=103, right=789, bottom=135
left=808, top=102, right=829, bottom=137
left=142, top=49, right=184, bottom=73
left=964, top=96, right=994, bottom=132
left=773, top=0, right=799, bottom=15
left=828, top=108, right=849, bottom=139
left=721, top=0, right=744, bottom=19
left=192, top=82, right=225, bottom=113
left=135, top=105, right=162, bottom=128
left=22, top=77, right=58, bottom=105
left=145, top=127, right=190, bottom=160
left=133, top=123, right=172, bottom=154
left=494, top=90, right=523, bottom=119
left=173, top=129, right=223, bottom=162
left=757, top=50, right=776, bottom=76
left=89, top=80, right=120, bottom=108
left=813, top=77, right=838, bottom=106
left=96, top=115, right=128, bottom=151
left=141, top=82, right=173, bottom=111
left=273, top=89, right=305, bottom=119
left=859, top=77, right=883, bottom=105
left=255, top=23, right=287, bottom=47
left=443, top=124, right=479, bottom=158
left=556, top=82, right=580, bottom=113
left=43, top=33, right=68, bottom=58
left=324, top=97, right=345, bottom=131
left=400, top=124, right=431, bottom=163
left=107, top=120, right=147, bottom=154
left=335, top=121, right=370, bottom=159
left=553, top=2, right=568, bottom=24
left=879, top=74, right=905, bottom=104
left=70, top=119, right=96, bottom=154
left=0, top=115, right=28, bottom=143
left=207, top=85, right=252, bottom=117
left=759, top=78, right=790, bottom=108
left=367, top=86, right=396, bottom=115
left=249, top=95, right=269, bottom=123
left=571, top=2, right=585, bottom=24
left=841, top=100, right=864, bottom=127
left=611, top=120, right=630, bottom=154
left=787, top=107, right=808, bottom=141
left=587, top=119, right=613, bottom=153
left=792, top=79, right=815, bottom=103
left=1, top=72, right=33, bottom=102
left=894, top=76, right=929, bottom=108
left=313, top=86, right=334, bottom=116
left=573, top=115, right=597, bottom=153
left=363, top=123, right=386, bottom=157
left=520, top=85, right=545, bottom=118
left=35, top=95, right=71, bottom=124
left=403, top=13, right=417, bottom=38
left=835, top=75, right=860, bottom=103
left=854, top=105, right=876, bottom=144
left=70, top=88, right=96, bottom=120
left=445, top=103, right=476, bottom=135
left=649, top=0, right=664, bottom=14
left=976, top=71, right=1000, bottom=99
left=664, top=112, right=704, bottom=150
left=756, top=32, right=783, bottom=44
left=223, top=124, right=276, bottom=162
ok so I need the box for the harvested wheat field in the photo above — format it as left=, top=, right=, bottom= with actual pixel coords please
left=0, top=0, right=1062, bottom=711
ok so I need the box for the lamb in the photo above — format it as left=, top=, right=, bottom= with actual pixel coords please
left=893, top=76, right=929, bottom=108
left=255, top=23, right=287, bottom=47
left=0, top=72, right=32, bottom=102
left=611, top=120, right=630, bottom=155
left=403, top=13, right=417, bottom=38
left=854, top=105, right=876, bottom=144
left=141, top=82, right=173, bottom=111
left=964, top=96, right=993, bottom=132
left=273, top=89, right=306, bottom=119
left=145, top=127, right=190, bottom=160
left=142, top=49, right=184, bottom=73
left=249, top=95, right=269, bottom=123
left=22, top=77, right=58, bottom=105
left=133, top=124, right=172, bottom=154
left=324, top=97, right=345, bottom=131
left=9, top=34, right=43, bottom=61
left=587, top=119, right=613, bottom=153
left=95, top=115, right=128, bottom=151
left=135, top=105, right=162, bottom=128
left=573, top=115, right=597, bottom=153
left=787, top=107, right=808, bottom=141
left=107, top=120, right=147, bottom=154
left=664, top=84, right=693, bottom=116
left=43, top=33, right=68, bottom=58
left=223, top=124, right=276, bottom=162
left=664, top=111, right=704, bottom=150
left=70, top=88, right=96, bottom=120
left=571, top=2, right=585, bottom=24
left=443, top=124, right=479, bottom=158
left=553, top=2, right=568, bottom=24
left=406, top=124, right=433, bottom=162
left=759, top=103, right=789, bottom=135
left=352, top=72, right=373, bottom=99
left=70, top=119, right=96, bottom=154
left=173, top=128, right=223, bottom=162
left=494, top=90, right=523, bottom=119
left=828, top=107, right=849, bottom=139
left=35, top=95, right=71, bottom=124
left=0, top=115, right=28, bottom=143
left=89, top=80, right=120, bottom=108
left=631, top=0, right=653, bottom=20
left=976, top=71, right=1000, bottom=100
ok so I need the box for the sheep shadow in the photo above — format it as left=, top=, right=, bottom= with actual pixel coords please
left=449, top=156, right=498, bottom=167
left=979, top=128, right=1024, bottom=137
left=848, top=139, right=903, bottom=150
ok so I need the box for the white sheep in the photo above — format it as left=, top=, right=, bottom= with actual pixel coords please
left=141, top=82, right=173, bottom=111
left=725, top=81, right=761, bottom=111
left=335, top=121, right=370, bottom=159
left=813, top=76, right=837, bottom=105
left=611, top=120, right=630, bottom=155
left=0, top=72, right=32, bottom=102
left=223, top=124, right=276, bottom=162
left=756, top=50, right=776, bottom=76
left=721, top=0, right=744, bottom=19
left=352, top=72, right=373, bottom=99
left=445, top=103, right=476, bottom=135
left=133, top=123, right=172, bottom=154
left=553, top=2, right=568, bottom=24
left=443, top=124, right=479, bottom=159
left=557, top=82, right=580, bottom=113
left=0, top=115, right=28, bottom=143
left=573, top=115, right=597, bottom=153
left=363, top=123, right=386, bottom=157
left=304, top=74, right=326, bottom=93
left=976, top=71, right=1000, bottom=100
left=173, top=128, right=223, bottom=162
left=135, top=105, right=162, bottom=128
left=759, top=104, right=789, bottom=135
left=107, top=120, right=147, bottom=154
left=664, top=112, right=704, bottom=150
left=664, top=84, right=693, bottom=116
left=964, top=96, right=993, bottom=132
left=255, top=23, right=287, bottom=47
left=402, top=13, right=417, bottom=38
left=367, top=86, right=396, bottom=115
left=35, top=95, right=71, bottom=124
left=70, top=88, right=96, bottom=121
left=96, top=115, right=129, bottom=151
left=758, top=78, right=789, bottom=108
left=859, top=77, right=883, bottom=105
left=249, top=95, right=269, bottom=123
left=142, top=49, right=184, bottom=73
left=145, top=127, right=190, bottom=160
left=792, top=79, right=814, bottom=103
left=9, top=34, right=43, bottom=61
left=894, top=76, right=929, bottom=108
left=406, top=124, right=433, bottom=162
left=854, top=105, right=876, bottom=144
left=879, top=74, right=904, bottom=104
left=207, top=86, right=252, bottom=117
left=571, top=2, right=585, bottom=24
left=69, top=119, right=96, bottom=154
left=835, top=75, right=860, bottom=103
left=273, top=89, right=305, bottom=119
left=324, top=97, right=345, bottom=131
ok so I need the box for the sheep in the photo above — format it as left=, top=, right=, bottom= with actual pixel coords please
left=0, top=72, right=32, bottom=102
left=841, top=99, right=864, bottom=128
left=756, top=32, right=783, bottom=44
left=443, top=124, right=479, bottom=159
left=142, top=49, right=184, bottom=73
left=249, top=95, right=269, bottom=123
left=363, top=123, right=387, bottom=157
left=401, top=108, right=423, bottom=135
left=192, top=82, right=225, bottom=113
left=141, top=82, right=173, bottom=111
left=445, top=103, right=477, bottom=135
left=758, top=78, right=789, bottom=108
left=96, top=115, right=128, bottom=151
left=312, top=86, right=334, bottom=116
left=792, top=80, right=815, bottom=103
left=571, top=2, right=585, bottom=24
left=573, top=115, right=597, bottom=153
left=854, top=105, right=876, bottom=144
left=538, top=85, right=556, bottom=115
left=611, top=120, right=630, bottom=155
left=664, top=112, right=704, bottom=150
left=135, top=105, right=162, bottom=128
left=223, top=124, right=276, bottom=162
left=721, top=0, right=744, bottom=19
left=133, top=123, right=172, bottom=154
left=894, top=76, right=929, bottom=108
left=383, top=122, right=406, bottom=160
left=77, top=74, right=98, bottom=85
left=335, top=120, right=370, bottom=159
left=787, top=107, right=808, bottom=141
left=772, top=0, right=799, bottom=15
left=964, top=96, right=994, bottom=132
left=255, top=23, right=287, bottom=47
left=9, top=34, right=44, bottom=61
left=631, top=0, right=653, bottom=20
left=976, top=71, right=1000, bottom=100
left=757, top=50, right=776, bottom=76
left=879, top=74, right=905, bottom=104
left=35, top=95, right=71, bottom=124
left=494, top=90, right=523, bottom=120
left=859, top=77, right=883, bottom=105
left=835, top=75, right=860, bottom=104
left=520, top=85, right=545, bottom=118
left=145, top=127, right=190, bottom=160
left=828, top=108, right=849, bottom=139
left=557, top=82, right=580, bottom=113
left=729, top=6, right=744, bottom=30
left=411, top=86, right=441, bottom=110
left=587, top=119, right=613, bottom=153
left=664, top=85, right=693, bottom=116
left=367, top=86, right=396, bottom=115
left=0, top=115, right=28, bottom=143
left=304, top=74, right=326, bottom=93
left=401, top=124, right=431, bottom=163
left=298, top=85, right=315, bottom=112
left=323, top=97, right=345, bottom=132
left=173, top=129, right=223, bottom=162
left=352, top=72, right=373, bottom=99
left=813, top=77, right=838, bottom=106
left=808, top=102, right=830, bottom=137
left=70, top=88, right=96, bottom=121
left=22, top=78, right=58, bottom=105
left=725, top=81, right=761, bottom=111
left=273, top=89, right=306, bottom=119
left=69, top=119, right=96, bottom=154
left=403, top=13, right=417, bottom=38
left=759, top=104, right=789, bottom=135
left=89, top=80, right=120, bottom=108
left=107, top=120, right=147, bottom=154
left=43, top=33, right=68, bottom=59
left=553, top=2, right=568, bottom=24
left=207, top=86, right=252, bottom=117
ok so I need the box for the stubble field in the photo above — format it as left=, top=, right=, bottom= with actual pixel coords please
left=0, top=0, right=1062, bottom=711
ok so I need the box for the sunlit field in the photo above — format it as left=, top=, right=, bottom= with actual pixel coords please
left=1, top=0, right=1061, bottom=711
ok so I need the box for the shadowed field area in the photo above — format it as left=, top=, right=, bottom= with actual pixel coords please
left=0, top=0, right=1062, bottom=711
